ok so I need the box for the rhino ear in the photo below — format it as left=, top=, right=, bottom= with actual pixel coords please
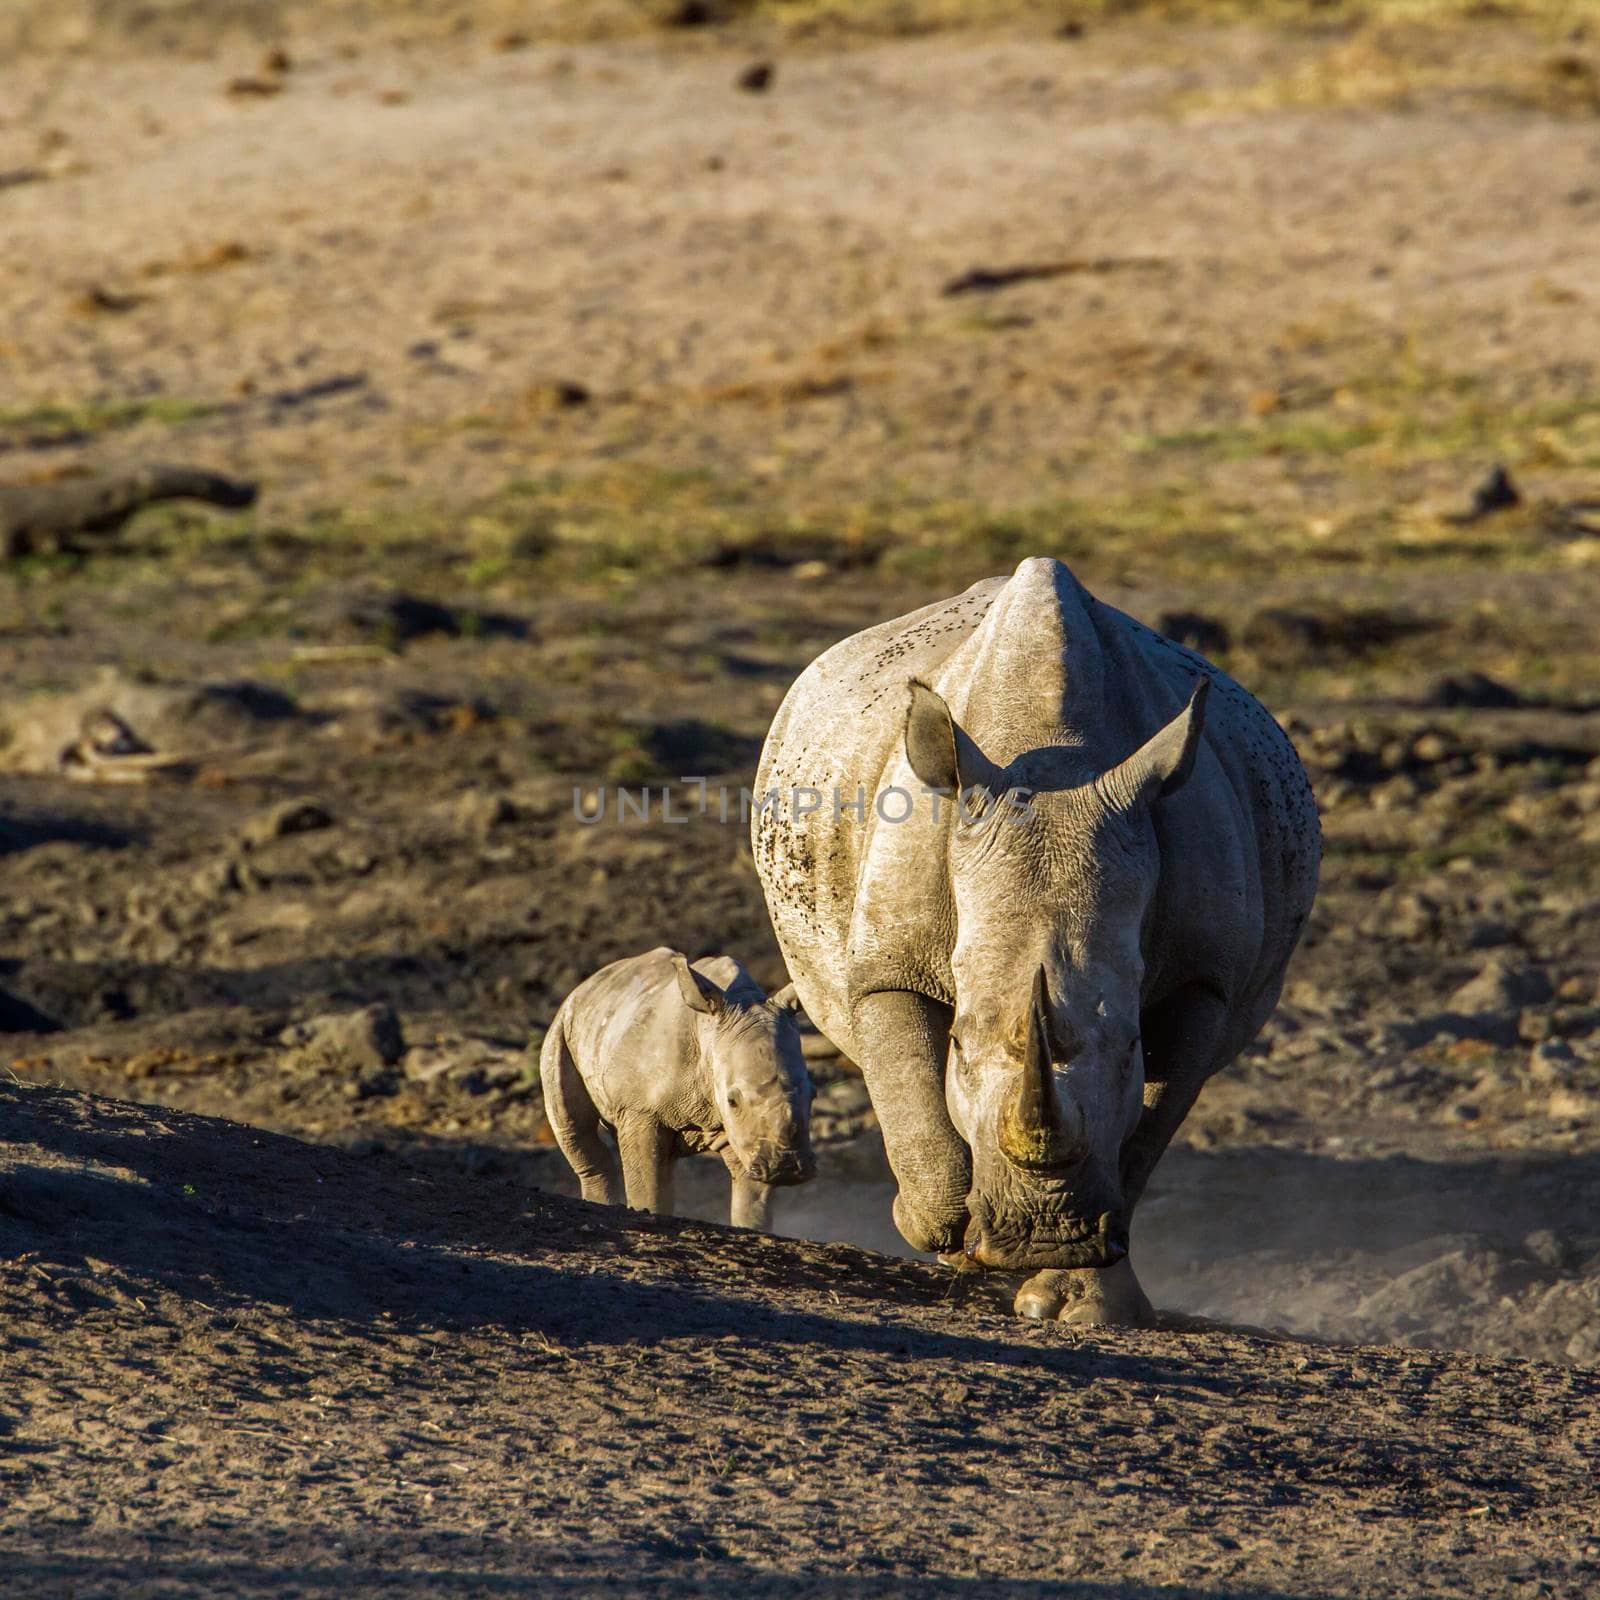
left=1095, top=678, right=1210, bottom=814
left=905, top=680, right=1001, bottom=796
left=672, top=954, right=725, bottom=1016
left=905, top=680, right=961, bottom=792
left=768, top=982, right=803, bottom=1014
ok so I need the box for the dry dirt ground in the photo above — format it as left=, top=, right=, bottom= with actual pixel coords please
left=3, top=3, right=1600, bottom=1594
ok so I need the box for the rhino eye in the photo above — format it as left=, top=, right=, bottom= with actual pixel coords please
left=727, top=1089, right=743, bottom=1109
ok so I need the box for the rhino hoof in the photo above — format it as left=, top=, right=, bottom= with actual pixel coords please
left=1014, top=1260, right=1155, bottom=1328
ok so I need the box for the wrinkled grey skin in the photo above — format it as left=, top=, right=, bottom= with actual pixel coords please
left=753, top=557, right=1320, bottom=1323
left=542, top=948, right=816, bottom=1230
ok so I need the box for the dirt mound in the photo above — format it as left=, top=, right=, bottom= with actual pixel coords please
left=3, top=1079, right=1598, bottom=1598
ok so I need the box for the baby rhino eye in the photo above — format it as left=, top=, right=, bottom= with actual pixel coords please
left=727, top=1089, right=743, bottom=1109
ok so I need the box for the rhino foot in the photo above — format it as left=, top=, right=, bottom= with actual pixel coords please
left=892, top=1190, right=966, bottom=1255
left=1013, top=1259, right=1155, bottom=1327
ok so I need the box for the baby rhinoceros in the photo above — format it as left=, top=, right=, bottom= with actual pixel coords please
left=541, top=947, right=816, bottom=1230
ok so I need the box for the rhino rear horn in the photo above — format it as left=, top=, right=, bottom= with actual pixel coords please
left=1094, top=678, right=1210, bottom=814
left=673, top=954, right=726, bottom=1016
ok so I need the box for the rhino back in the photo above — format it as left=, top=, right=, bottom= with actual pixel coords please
left=558, top=948, right=707, bottom=1126
left=754, top=559, right=1319, bottom=1043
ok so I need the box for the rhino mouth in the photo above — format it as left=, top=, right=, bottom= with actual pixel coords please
left=961, top=1211, right=1127, bottom=1271
left=737, top=1148, right=817, bottom=1187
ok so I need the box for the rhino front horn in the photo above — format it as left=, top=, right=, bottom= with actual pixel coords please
left=998, top=965, right=1085, bottom=1172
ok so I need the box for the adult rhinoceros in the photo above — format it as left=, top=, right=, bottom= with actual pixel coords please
left=752, top=556, right=1319, bottom=1324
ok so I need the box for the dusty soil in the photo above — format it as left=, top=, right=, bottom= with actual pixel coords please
left=5, top=1080, right=1599, bottom=1599
left=3, top=3, right=1600, bottom=1593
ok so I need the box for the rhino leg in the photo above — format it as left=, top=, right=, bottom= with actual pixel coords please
left=541, top=1024, right=623, bottom=1206
left=849, top=989, right=971, bottom=1254
left=1121, top=985, right=1235, bottom=1209
left=617, top=1113, right=678, bottom=1216
left=1013, top=987, right=1232, bottom=1326
left=729, top=1173, right=775, bottom=1232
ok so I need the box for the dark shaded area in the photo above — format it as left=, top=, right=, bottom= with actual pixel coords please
left=305, top=585, right=529, bottom=645
left=636, top=717, right=763, bottom=774
left=941, top=257, right=1166, bottom=295
left=1445, top=463, right=1521, bottom=524
left=1423, top=670, right=1523, bottom=709
left=0, top=1539, right=1361, bottom=1600
left=1241, top=606, right=1436, bottom=664
left=0, top=809, right=136, bottom=855
left=1157, top=610, right=1230, bottom=657
left=0, top=983, right=60, bottom=1034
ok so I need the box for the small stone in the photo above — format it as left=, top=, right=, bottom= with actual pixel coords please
left=1527, top=1038, right=1577, bottom=1083
left=1450, top=958, right=1552, bottom=1015
left=281, top=1003, right=404, bottom=1071
left=1423, top=671, right=1522, bottom=710
left=1552, top=1006, right=1600, bottom=1039
left=1463, top=919, right=1513, bottom=950
left=736, top=61, right=775, bottom=93
left=1464, top=463, right=1521, bottom=520
left=1523, top=1229, right=1576, bottom=1273
left=1518, top=1009, right=1553, bottom=1043
left=1567, top=1326, right=1600, bottom=1364
left=450, top=789, right=518, bottom=837
left=239, top=798, right=333, bottom=849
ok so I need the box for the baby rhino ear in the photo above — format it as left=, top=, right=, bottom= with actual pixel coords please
left=768, top=982, right=803, bottom=1014
left=673, top=954, right=726, bottom=1016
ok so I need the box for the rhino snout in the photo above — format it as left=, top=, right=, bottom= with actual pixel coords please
left=743, top=1144, right=816, bottom=1186
left=961, top=1210, right=1126, bottom=1271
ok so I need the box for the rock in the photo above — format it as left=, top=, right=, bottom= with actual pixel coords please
left=1552, top=1005, right=1600, bottom=1038
left=653, top=0, right=727, bottom=23
left=281, top=1004, right=404, bottom=1072
left=1527, top=1038, right=1577, bottom=1083
left=239, top=799, right=333, bottom=849
left=1423, top=671, right=1522, bottom=710
left=1389, top=892, right=1441, bottom=941
left=523, top=379, right=590, bottom=411
left=332, top=588, right=459, bottom=643
left=347, top=1064, right=399, bottom=1100
left=1462, top=919, right=1513, bottom=950
left=443, top=789, right=518, bottom=838
left=1455, top=464, right=1521, bottom=523
left=1157, top=611, right=1231, bottom=656
left=1567, top=1326, right=1600, bottom=1364
left=1523, top=1229, right=1577, bottom=1273
left=1450, top=958, right=1552, bottom=1016
left=1519, top=1009, right=1553, bottom=1043
left=736, top=61, right=775, bottom=93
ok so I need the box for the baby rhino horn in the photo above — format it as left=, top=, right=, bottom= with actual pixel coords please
left=768, top=982, right=803, bottom=1013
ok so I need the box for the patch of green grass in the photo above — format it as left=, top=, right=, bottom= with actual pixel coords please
left=0, top=395, right=219, bottom=442
left=1133, top=372, right=1600, bottom=472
